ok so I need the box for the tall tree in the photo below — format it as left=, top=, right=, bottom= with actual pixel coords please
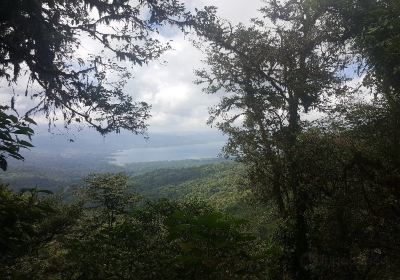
left=0, top=0, right=190, bottom=170
left=193, top=1, right=349, bottom=279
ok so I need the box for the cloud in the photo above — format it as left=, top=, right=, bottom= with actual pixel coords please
left=122, top=33, right=220, bottom=134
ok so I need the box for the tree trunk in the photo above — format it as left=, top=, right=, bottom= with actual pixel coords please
left=287, top=94, right=311, bottom=280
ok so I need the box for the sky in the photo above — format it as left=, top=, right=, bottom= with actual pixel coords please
left=1, top=0, right=264, bottom=164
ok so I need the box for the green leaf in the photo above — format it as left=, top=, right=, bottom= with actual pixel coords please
left=18, top=140, right=34, bottom=148
left=8, top=115, right=18, bottom=123
left=24, top=116, right=37, bottom=125
left=14, top=129, right=31, bottom=135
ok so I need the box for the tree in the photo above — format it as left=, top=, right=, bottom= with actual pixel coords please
left=193, top=1, right=350, bottom=279
left=0, top=0, right=191, bottom=170
left=78, top=172, right=137, bottom=228
left=192, top=1, right=400, bottom=278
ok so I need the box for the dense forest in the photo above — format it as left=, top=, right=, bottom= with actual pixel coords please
left=1, top=0, right=400, bottom=279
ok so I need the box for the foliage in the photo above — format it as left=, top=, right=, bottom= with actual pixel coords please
left=0, top=173, right=266, bottom=279
left=331, top=0, right=400, bottom=97
left=62, top=199, right=264, bottom=280
left=0, top=109, right=35, bottom=171
left=0, top=183, right=80, bottom=278
left=0, top=0, right=191, bottom=169
left=133, top=163, right=239, bottom=199
left=132, top=162, right=275, bottom=234
left=165, top=202, right=263, bottom=280
left=77, top=172, right=138, bottom=227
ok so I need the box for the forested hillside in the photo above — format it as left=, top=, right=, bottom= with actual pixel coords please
left=2, top=157, right=227, bottom=191
left=133, top=163, right=272, bottom=227
left=133, top=163, right=240, bottom=200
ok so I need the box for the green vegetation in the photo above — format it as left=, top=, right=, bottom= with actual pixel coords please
left=132, top=163, right=274, bottom=231
left=2, top=158, right=229, bottom=191
left=0, top=173, right=266, bottom=279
